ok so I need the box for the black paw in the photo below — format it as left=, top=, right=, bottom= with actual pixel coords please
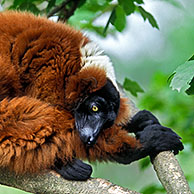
left=53, top=159, right=92, bottom=181
left=127, top=110, right=160, bottom=133
left=136, top=124, right=184, bottom=156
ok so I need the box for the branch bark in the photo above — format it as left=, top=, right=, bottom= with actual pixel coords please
left=47, top=0, right=81, bottom=22
left=153, top=151, right=192, bottom=194
left=0, top=168, right=140, bottom=194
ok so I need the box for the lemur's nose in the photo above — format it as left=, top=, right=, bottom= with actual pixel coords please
left=87, top=136, right=96, bottom=146
left=80, top=128, right=96, bottom=146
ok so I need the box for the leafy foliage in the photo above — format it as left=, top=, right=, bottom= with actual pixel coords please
left=186, top=78, right=194, bottom=95
left=140, top=184, right=165, bottom=194
left=170, top=60, right=194, bottom=95
left=188, top=54, right=194, bottom=61
left=139, top=157, right=150, bottom=170
left=113, top=5, right=126, bottom=32
left=139, top=73, right=194, bottom=148
left=139, top=73, right=194, bottom=192
left=1, top=0, right=159, bottom=36
left=123, top=77, right=144, bottom=97
left=6, top=0, right=41, bottom=14
left=137, top=6, right=159, bottom=29
left=118, top=0, right=135, bottom=15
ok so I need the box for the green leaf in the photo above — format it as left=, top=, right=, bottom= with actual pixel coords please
left=82, top=0, right=110, bottom=12
left=138, top=6, right=159, bottom=29
left=113, top=5, right=126, bottom=32
left=12, top=0, right=26, bottom=8
left=170, top=61, right=194, bottom=93
left=139, top=157, right=150, bottom=170
left=109, top=8, right=116, bottom=25
left=1, top=0, right=5, bottom=5
left=19, top=2, right=40, bottom=14
left=123, top=78, right=144, bottom=97
left=10, top=0, right=42, bottom=13
left=118, top=0, right=135, bottom=15
left=103, top=7, right=116, bottom=35
left=188, top=54, right=194, bottom=61
left=56, top=0, right=64, bottom=6
left=69, top=9, right=96, bottom=25
left=78, top=0, right=87, bottom=8
left=134, top=0, right=144, bottom=4
left=141, top=184, right=165, bottom=194
left=46, top=0, right=56, bottom=13
left=186, top=78, right=194, bottom=95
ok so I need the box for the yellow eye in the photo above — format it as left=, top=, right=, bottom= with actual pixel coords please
left=92, top=105, right=98, bottom=112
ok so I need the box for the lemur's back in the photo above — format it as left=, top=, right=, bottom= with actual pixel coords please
left=0, top=11, right=88, bottom=105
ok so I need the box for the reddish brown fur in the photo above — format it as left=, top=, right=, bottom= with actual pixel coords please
left=0, top=11, right=140, bottom=174
left=64, top=66, right=107, bottom=109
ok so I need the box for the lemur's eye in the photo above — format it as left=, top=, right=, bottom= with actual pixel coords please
left=92, top=105, right=98, bottom=112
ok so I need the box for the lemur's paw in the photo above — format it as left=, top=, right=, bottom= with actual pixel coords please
left=128, top=110, right=160, bottom=133
left=136, top=124, right=184, bottom=156
left=53, top=159, right=92, bottom=181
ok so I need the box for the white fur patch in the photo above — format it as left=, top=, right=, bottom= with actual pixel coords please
left=80, top=42, right=118, bottom=90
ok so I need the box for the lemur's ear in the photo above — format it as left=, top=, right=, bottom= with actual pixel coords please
left=65, top=66, right=107, bottom=109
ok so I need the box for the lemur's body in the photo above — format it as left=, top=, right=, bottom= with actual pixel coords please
left=0, top=11, right=183, bottom=180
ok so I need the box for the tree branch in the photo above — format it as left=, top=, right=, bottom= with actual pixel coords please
left=0, top=168, right=140, bottom=194
left=153, top=151, right=192, bottom=194
left=47, top=0, right=81, bottom=22
left=47, top=0, right=72, bottom=18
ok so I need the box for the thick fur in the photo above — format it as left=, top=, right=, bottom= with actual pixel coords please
left=0, top=11, right=183, bottom=179
left=0, top=11, right=132, bottom=174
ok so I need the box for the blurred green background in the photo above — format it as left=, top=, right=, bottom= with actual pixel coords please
left=0, top=0, right=194, bottom=193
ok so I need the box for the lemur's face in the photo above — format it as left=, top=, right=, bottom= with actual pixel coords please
left=74, top=80, right=120, bottom=146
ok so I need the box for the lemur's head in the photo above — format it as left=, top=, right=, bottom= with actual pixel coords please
left=65, top=42, right=120, bottom=145
left=74, top=79, right=120, bottom=146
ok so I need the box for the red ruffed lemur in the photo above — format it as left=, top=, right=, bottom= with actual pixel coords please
left=0, top=11, right=183, bottom=181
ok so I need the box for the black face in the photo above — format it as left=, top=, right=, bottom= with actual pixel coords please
left=74, top=80, right=120, bottom=146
